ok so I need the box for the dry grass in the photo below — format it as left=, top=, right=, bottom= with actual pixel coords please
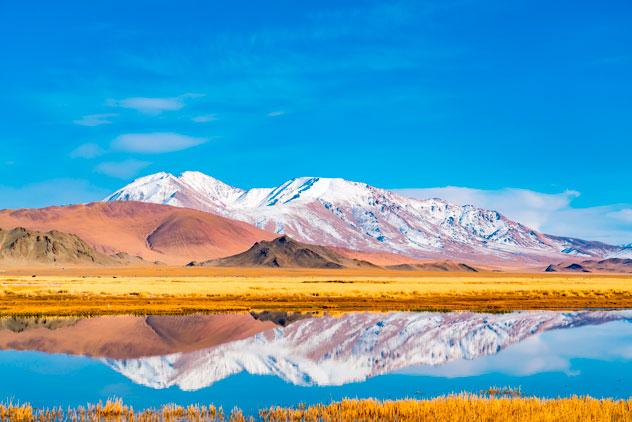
left=2, top=396, right=631, bottom=422
left=1, top=267, right=631, bottom=315
left=260, top=396, right=632, bottom=421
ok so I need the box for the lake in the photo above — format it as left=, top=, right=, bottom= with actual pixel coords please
left=1, top=310, right=631, bottom=414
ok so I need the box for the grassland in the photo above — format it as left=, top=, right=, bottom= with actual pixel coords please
left=1, top=266, right=631, bottom=315
left=2, top=396, right=631, bottom=421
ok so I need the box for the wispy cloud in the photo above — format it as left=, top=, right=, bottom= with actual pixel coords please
left=95, top=159, right=151, bottom=179
left=192, top=114, right=217, bottom=123
left=73, top=113, right=117, bottom=126
left=609, top=209, right=632, bottom=224
left=546, top=205, right=632, bottom=245
left=112, top=132, right=207, bottom=153
left=395, top=187, right=632, bottom=245
left=108, top=97, right=183, bottom=114
left=267, top=111, right=286, bottom=117
left=0, top=179, right=108, bottom=209
left=70, top=143, right=105, bottom=159
left=107, top=93, right=203, bottom=115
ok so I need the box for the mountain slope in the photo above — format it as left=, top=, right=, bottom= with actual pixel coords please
left=104, top=171, right=625, bottom=262
left=0, top=202, right=276, bottom=265
left=190, top=235, right=377, bottom=269
left=0, top=227, right=118, bottom=265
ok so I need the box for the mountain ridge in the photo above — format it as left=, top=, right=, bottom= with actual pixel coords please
left=105, top=171, right=626, bottom=263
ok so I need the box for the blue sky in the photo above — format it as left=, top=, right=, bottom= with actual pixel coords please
left=0, top=0, right=630, bottom=243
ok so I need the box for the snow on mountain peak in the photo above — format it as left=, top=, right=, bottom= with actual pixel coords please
left=179, top=171, right=244, bottom=203
left=103, top=171, right=623, bottom=261
left=261, top=177, right=376, bottom=207
left=105, top=172, right=180, bottom=203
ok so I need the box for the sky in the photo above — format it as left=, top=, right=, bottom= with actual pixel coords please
left=0, top=0, right=630, bottom=244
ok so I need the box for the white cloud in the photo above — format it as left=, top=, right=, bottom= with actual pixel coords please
left=107, top=93, right=203, bottom=115
left=395, top=187, right=632, bottom=245
left=267, top=111, right=286, bottom=117
left=0, top=179, right=108, bottom=209
left=108, top=97, right=183, bottom=114
left=95, top=159, right=151, bottom=179
left=73, top=113, right=117, bottom=126
left=112, top=132, right=207, bottom=154
left=192, top=114, right=217, bottom=123
left=70, top=143, right=105, bottom=159
left=546, top=205, right=632, bottom=245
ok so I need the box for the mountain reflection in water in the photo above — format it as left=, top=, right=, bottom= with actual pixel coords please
left=2, top=310, right=631, bottom=391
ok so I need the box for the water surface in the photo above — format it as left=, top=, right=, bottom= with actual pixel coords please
left=1, top=311, right=631, bottom=414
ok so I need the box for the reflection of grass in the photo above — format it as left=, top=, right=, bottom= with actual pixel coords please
left=1, top=268, right=632, bottom=315
left=2, top=396, right=631, bottom=421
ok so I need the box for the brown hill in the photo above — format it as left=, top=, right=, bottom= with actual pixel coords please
left=189, top=235, right=378, bottom=269
left=0, top=202, right=276, bottom=265
left=385, top=261, right=479, bottom=272
left=0, top=227, right=118, bottom=265
left=544, top=258, right=632, bottom=273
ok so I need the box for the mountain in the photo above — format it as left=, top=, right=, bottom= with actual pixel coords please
left=545, top=258, right=632, bottom=273
left=189, top=235, right=377, bottom=269
left=0, top=227, right=119, bottom=265
left=103, top=310, right=632, bottom=390
left=0, top=202, right=275, bottom=265
left=104, top=171, right=625, bottom=263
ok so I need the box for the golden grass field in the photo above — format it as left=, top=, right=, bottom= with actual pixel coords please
left=2, top=396, right=631, bottom=422
left=1, top=266, right=631, bottom=315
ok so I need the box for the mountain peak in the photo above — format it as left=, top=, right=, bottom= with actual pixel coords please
left=138, top=171, right=177, bottom=182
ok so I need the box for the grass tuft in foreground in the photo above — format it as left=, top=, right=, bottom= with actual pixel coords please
left=2, top=395, right=632, bottom=421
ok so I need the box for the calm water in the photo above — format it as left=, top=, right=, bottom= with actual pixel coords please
left=1, top=311, right=631, bottom=414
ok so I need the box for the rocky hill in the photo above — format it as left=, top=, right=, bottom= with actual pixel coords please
left=0, top=227, right=118, bottom=265
left=189, top=235, right=377, bottom=269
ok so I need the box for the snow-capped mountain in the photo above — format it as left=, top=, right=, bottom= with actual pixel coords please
left=103, top=310, right=632, bottom=390
left=104, top=171, right=623, bottom=261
